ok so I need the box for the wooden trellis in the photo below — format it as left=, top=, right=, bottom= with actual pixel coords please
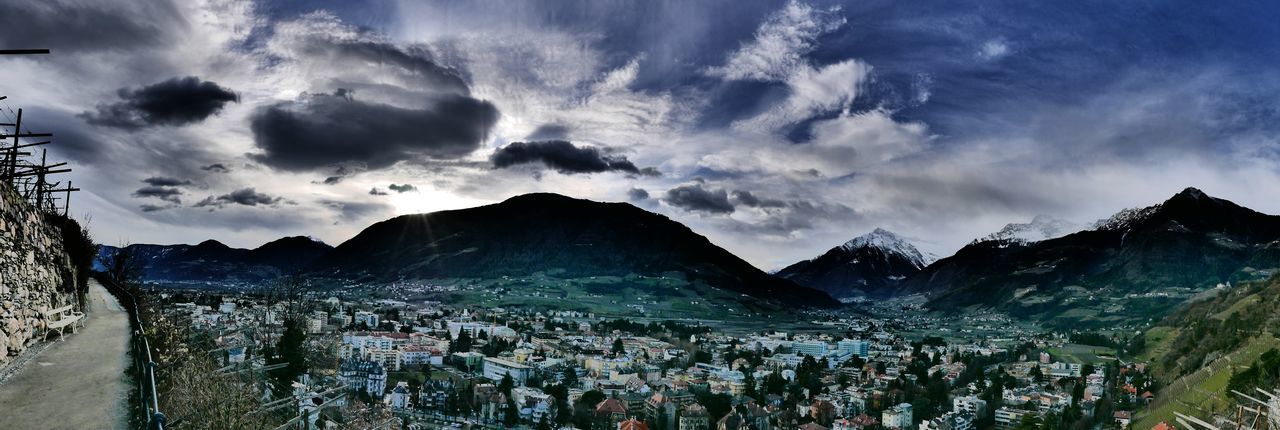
left=0, top=48, right=80, bottom=216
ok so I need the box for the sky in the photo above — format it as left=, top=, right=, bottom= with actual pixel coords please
left=4, top=0, right=1280, bottom=270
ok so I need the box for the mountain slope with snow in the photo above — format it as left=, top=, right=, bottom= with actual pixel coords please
left=776, top=228, right=933, bottom=299
left=978, top=215, right=1084, bottom=244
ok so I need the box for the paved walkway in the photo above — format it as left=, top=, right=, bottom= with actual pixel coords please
left=0, top=280, right=131, bottom=429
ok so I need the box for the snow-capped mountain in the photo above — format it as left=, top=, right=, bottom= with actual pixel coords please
left=978, top=215, right=1084, bottom=244
left=1091, top=206, right=1161, bottom=231
left=776, top=228, right=934, bottom=299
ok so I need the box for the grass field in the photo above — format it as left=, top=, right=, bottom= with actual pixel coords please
left=1134, top=335, right=1280, bottom=430
left=1136, top=326, right=1181, bottom=375
left=1047, top=343, right=1117, bottom=364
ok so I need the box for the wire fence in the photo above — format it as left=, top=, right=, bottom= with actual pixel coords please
left=96, top=275, right=166, bottom=430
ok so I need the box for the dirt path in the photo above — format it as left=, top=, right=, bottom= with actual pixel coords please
left=0, top=280, right=131, bottom=429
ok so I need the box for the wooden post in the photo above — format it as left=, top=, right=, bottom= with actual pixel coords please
left=64, top=180, right=72, bottom=216
left=8, top=108, right=20, bottom=179
left=35, top=148, right=46, bottom=210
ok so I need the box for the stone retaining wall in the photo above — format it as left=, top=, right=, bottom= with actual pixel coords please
left=0, top=182, right=77, bottom=365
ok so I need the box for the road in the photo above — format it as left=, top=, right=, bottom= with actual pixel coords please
left=0, top=279, right=131, bottom=429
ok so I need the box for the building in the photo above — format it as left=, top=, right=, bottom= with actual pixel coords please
left=453, top=351, right=486, bottom=371
left=620, top=418, right=650, bottom=430
left=595, top=398, right=629, bottom=430
left=484, top=356, right=533, bottom=385
left=401, top=345, right=443, bottom=366
left=953, top=395, right=988, bottom=418
left=645, top=392, right=678, bottom=430
left=883, top=403, right=914, bottom=429
left=838, top=339, right=870, bottom=358
left=994, top=407, right=1029, bottom=429
left=794, top=340, right=830, bottom=357
left=919, top=412, right=973, bottom=430
left=419, top=380, right=453, bottom=411
left=339, top=359, right=387, bottom=397
left=355, top=311, right=379, bottom=328
left=388, top=381, right=411, bottom=409
left=679, top=404, right=711, bottom=430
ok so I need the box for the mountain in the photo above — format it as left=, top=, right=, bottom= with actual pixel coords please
left=902, top=187, right=1280, bottom=326
left=976, top=215, right=1083, bottom=244
left=309, top=193, right=838, bottom=308
left=99, top=236, right=332, bottom=284
left=775, top=228, right=933, bottom=299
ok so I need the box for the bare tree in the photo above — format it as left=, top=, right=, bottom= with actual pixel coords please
left=101, top=242, right=145, bottom=288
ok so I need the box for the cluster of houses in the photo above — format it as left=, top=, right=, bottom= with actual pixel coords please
left=164, top=292, right=1155, bottom=430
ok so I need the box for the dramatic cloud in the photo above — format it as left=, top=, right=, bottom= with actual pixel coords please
left=664, top=184, right=735, bottom=214
left=141, top=176, right=193, bottom=187
left=0, top=1, right=182, bottom=53
left=731, top=190, right=787, bottom=208
left=15, top=0, right=1280, bottom=267
left=82, top=77, right=238, bottom=129
left=133, top=186, right=183, bottom=204
left=139, top=204, right=172, bottom=213
left=248, top=92, right=498, bottom=171
left=627, top=188, right=651, bottom=201
left=388, top=183, right=417, bottom=193
left=704, top=0, right=845, bottom=82
left=195, top=188, right=284, bottom=208
left=201, top=164, right=230, bottom=173
left=491, top=140, right=657, bottom=176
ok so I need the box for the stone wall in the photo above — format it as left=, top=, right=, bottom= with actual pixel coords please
left=0, top=182, right=77, bottom=365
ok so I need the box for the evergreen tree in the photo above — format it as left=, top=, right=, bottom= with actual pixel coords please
left=500, top=372, right=515, bottom=396
left=562, top=366, right=580, bottom=388
left=504, top=396, right=520, bottom=426
left=266, top=319, right=308, bottom=399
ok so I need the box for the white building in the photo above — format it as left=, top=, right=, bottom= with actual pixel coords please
left=953, top=395, right=988, bottom=418
left=484, top=356, right=532, bottom=385
left=388, top=381, right=411, bottom=409
left=794, top=340, right=830, bottom=357
left=355, top=311, right=379, bottom=328
left=883, top=403, right=914, bottom=429
left=838, top=339, right=870, bottom=358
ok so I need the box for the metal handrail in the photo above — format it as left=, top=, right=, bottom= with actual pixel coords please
left=95, top=274, right=166, bottom=430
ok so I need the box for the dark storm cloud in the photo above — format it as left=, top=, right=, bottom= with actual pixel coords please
left=195, top=188, right=284, bottom=208
left=388, top=184, right=417, bottom=193
left=201, top=163, right=230, bottom=173
left=139, top=204, right=173, bottom=213
left=317, top=176, right=343, bottom=185
left=133, top=186, right=183, bottom=204
left=664, top=184, right=735, bottom=214
left=730, top=190, right=786, bottom=208
left=248, top=92, right=498, bottom=171
left=369, top=188, right=389, bottom=196
left=491, top=140, right=657, bottom=176
left=0, top=1, right=183, bottom=53
left=627, top=188, right=651, bottom=201
left=82, top=77, right=239, bottom=129
left=142, top=176, right=193, bottom=187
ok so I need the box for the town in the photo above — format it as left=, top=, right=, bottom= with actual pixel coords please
left=144, top=281, right=1157, bottom=430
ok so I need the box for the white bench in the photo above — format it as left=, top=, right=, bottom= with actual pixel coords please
left=44, top=304, right=85, bottom=341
